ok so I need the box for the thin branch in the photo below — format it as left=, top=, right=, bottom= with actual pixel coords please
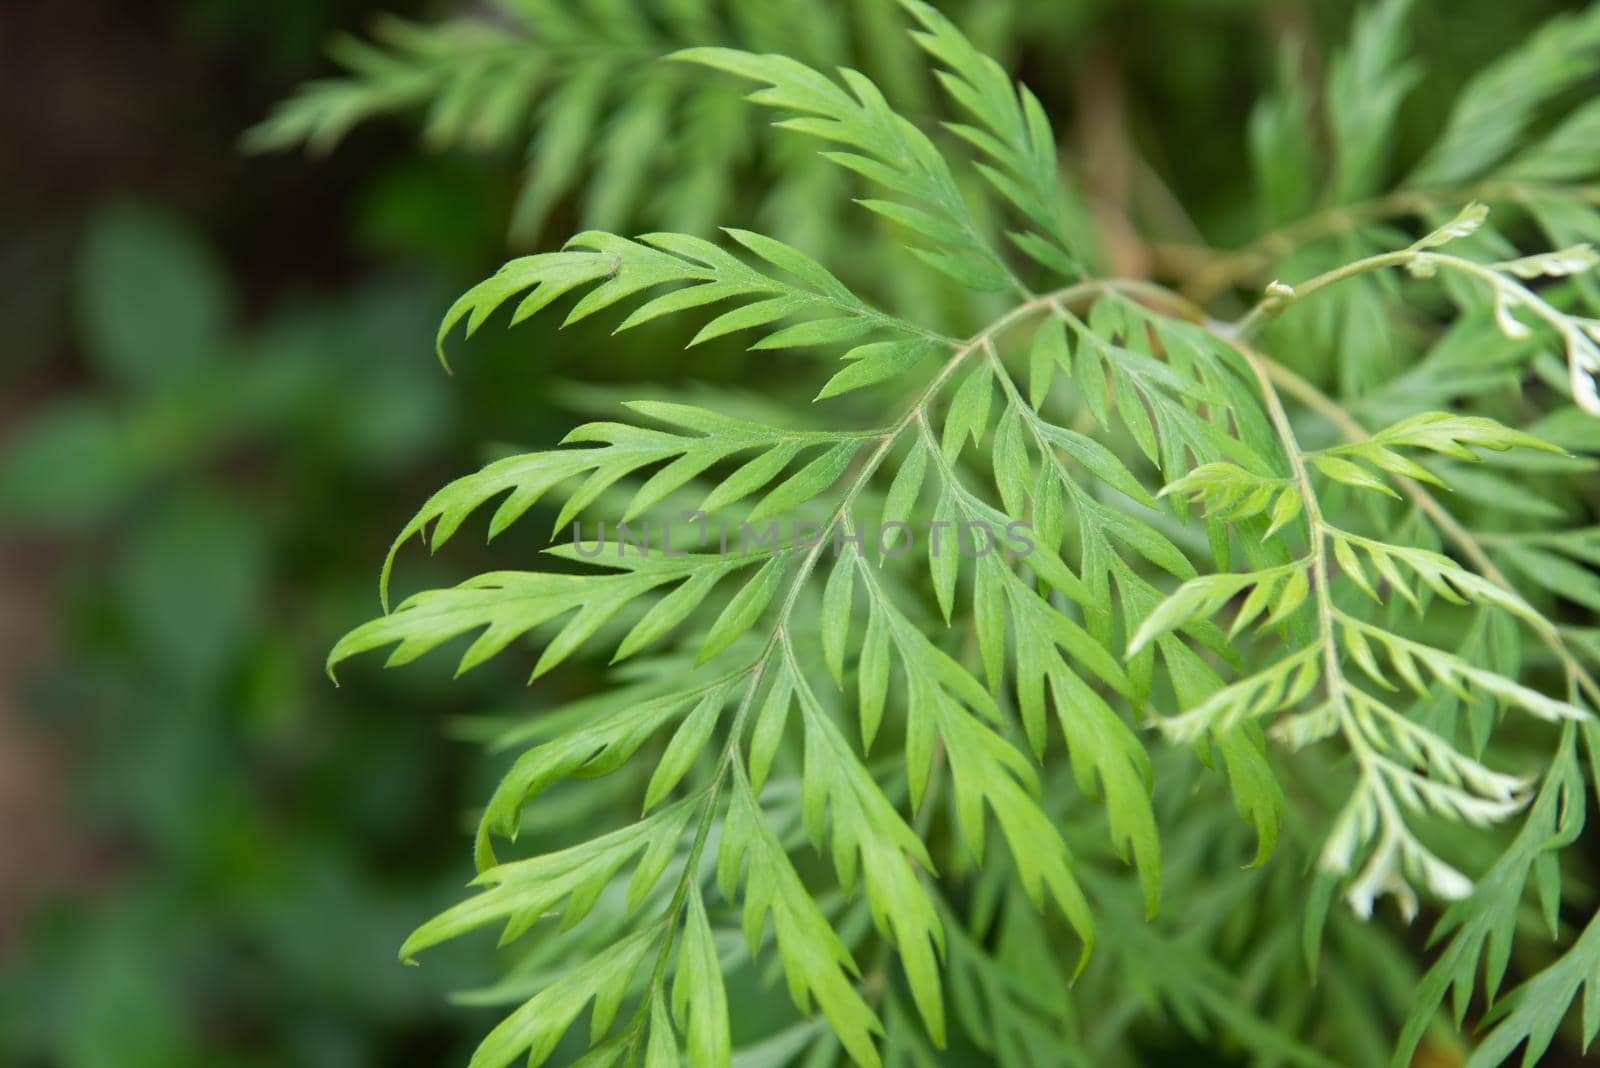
left=1253, top=348, right=1600, bottom=712
left=1162, top=181, right=1600, bottom=302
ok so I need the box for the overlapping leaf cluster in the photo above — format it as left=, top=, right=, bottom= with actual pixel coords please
left=310, top=2, right=1600, bottom=1065
left=248, top=0, right=956, bottom=250
left=1230, top=0, right=1600, bottom=411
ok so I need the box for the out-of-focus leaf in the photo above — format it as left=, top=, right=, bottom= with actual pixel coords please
left=0, top=401, right=134, bottom=527
left=78, top=202, right=233, bottom=393
left=116, top=493, right=268, bottom=691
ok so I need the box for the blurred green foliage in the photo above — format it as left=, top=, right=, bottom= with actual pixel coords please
left=0, top=197, right=477, bottom=1066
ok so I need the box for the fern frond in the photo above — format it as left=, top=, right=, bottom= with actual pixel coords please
left=249, top=0, right=904, bottom=244
left=1407, top=7, right=1600, bottom=189
left=245, top=15, right=544, bottom=157
left=1464, top=898, right=1600, bottom=1067
left=675, top=44, right=1028, bottom=294
left=1325, top=0, right=1418, bottom=204
left=1200, top=2, right=1600, bottom=329
left=436, top=228, right=949, bottom=367
left=341, top=226, right=1197, bottom=1063
left=898, top=0, right=1088, bottom=278
left=312, top=5, right=1600, bottom=1065
left=1142, top=316, right=1586, bottom=918
left=1238, top=202, right=1600, bottom=414
left=1392, top=721, right=1590, bottom=1068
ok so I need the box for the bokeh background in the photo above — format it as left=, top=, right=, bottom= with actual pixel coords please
left=0, top=2, right=1583, bottom=1065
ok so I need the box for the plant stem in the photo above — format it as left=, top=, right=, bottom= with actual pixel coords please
left=1231, top=250, right=1415, bottom=340
left=614, top=279, right=1116, bottom=1059
left=1161, top=181, right=1600, bottom=302
left=1252, top=347, right=1600, bottom=711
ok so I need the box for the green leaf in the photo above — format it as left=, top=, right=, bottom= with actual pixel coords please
left=859, top=610, right=891, bottom=752
left=817, top=339, right=937, bottom=399
left=1249, top=40, right=1317, bottom=225
left=930, top=489, right=959, bottom=622
left=880, top=441, right=928, bottom=556
left=941, top=363, right=994, bottom=461
left=1309, top=454, right=1399, bottom=498
left=674, top=890, right=732, bottom=1068
left=643, top=692, right=723, bottom=810
left=0, top=401, right=135, bottom=528
left=749, top=672, right=793, bottom=792
left=703, top=443, right=806, bottom=516
left=1326, top=0, right=1418, bottom=202
left=1409, top=7, right=1600, bottom=186
left=822, top=552, right=856, bottom=685
left=1028, top=317, right=1069, bottom=407
left=749, top=441, right=861, bottom=522
left=699, top=555, right=788, bottom=663
left=1039, top=423, right=1157, bottom=508
left=675, top=46, right=1021, bottom=294
left=900, top=0, right=1086, bottom=276
left=466, top=931, right=655, bottom=1068
left=436, top=229, right=922, bottom=369
left=1411, top=202, right=1489, bottom=252
left=79, top=201, right=231, bottom=393
left=1504, top=98, right=1600, bottom=181
left=305, top=12, right=1600, bottom=1067
left=1463, top=878, right=1600, bottom=1068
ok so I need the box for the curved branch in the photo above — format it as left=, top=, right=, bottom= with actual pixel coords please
left=1161, top=181, right=1600, bottom=303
